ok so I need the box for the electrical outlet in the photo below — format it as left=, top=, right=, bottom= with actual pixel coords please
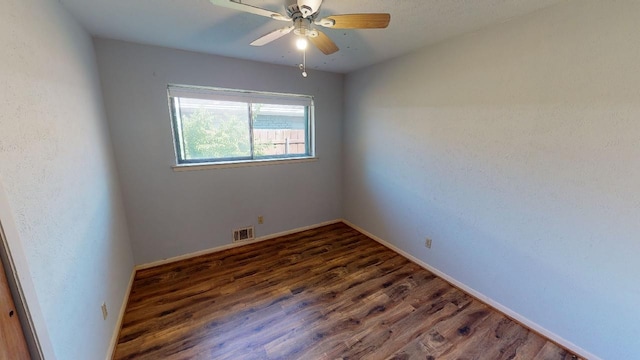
left=425, top=238, right=432, bottom=249
left=101, top=302, right=108, bottom=320
left=258, top=216, right=264, bottom=224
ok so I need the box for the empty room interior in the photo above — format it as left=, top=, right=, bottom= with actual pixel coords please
left=1, top=0, right=639, bottom=359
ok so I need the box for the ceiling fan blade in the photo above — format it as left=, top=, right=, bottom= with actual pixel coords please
left=250, top=26, right=295, bottom=46
left=209, top=0, right=289, bottom=21
left=309, top=31, right=339, bottom=55
left=317, top=13, right=391, bottom=29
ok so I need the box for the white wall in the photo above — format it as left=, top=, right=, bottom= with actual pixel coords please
left=343, top=1, right=640, bottom=359
left=0, top=1, right=134, bottom=359
left=94, top=39, right=344, bottom=265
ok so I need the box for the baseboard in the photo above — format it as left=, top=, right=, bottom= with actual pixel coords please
left=341, top=219, right=600, bottom=360
left=105, top=268, right=136, bottom=360
left=109, top=219, right=597, bottom=359
left=135, top=219, right=343, bottom=271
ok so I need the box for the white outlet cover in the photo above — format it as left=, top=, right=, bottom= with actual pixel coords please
left=101, top=303, right=108, bottom=320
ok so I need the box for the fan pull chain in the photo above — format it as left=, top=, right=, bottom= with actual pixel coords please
left=299, top=49, right=308, bottom=78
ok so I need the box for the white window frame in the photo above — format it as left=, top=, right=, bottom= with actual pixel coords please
left=167, top=84, right=315, bottom=168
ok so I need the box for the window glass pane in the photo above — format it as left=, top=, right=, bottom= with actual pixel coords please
left=168, top=85, right=314, bottom=165
left=252, top=103, right=308, bottom=157
left=177, top=98, right=251, bottom=160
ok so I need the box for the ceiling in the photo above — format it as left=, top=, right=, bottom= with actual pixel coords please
left=59, top=0, right=563, bottom=73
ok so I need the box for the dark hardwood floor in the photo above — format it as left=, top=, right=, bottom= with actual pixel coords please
left=113, top=222, right=580, bottom=360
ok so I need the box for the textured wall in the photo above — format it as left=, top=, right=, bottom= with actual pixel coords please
left=0, top=0, right=134, bottom=359
left=343, top=1, right=640, bottom=359
left=94, top=39, right=343, bottom=265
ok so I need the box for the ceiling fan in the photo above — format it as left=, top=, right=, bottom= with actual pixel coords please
left=209, top=0, right=391, bottom=55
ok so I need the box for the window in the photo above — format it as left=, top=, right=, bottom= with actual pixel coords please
left=168, top=85, right=314, bottom=166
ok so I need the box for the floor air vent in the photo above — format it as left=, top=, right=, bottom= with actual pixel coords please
left=233, top=226, right=254, bottom=242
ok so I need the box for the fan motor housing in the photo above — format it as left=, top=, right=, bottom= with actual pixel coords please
left=298, top=0, right=322, bottom=17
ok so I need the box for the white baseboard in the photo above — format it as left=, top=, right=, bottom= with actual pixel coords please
left=341, top=219, right=600, bottom=360
left=108, top=219, right=597, bottom=359
left=105, top=269, right=136, bottom=360
left=135, top=219, right=343, bottom=271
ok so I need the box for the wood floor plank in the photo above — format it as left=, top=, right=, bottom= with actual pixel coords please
left=113, top=222, right=580, bottom=360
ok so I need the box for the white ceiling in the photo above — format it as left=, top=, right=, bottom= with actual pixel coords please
left=60, top=0, right=563, bottom=73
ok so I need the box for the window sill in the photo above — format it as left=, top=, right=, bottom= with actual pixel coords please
left=171, top=157, right=318, bottom=171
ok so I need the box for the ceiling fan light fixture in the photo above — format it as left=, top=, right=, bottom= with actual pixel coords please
left=296, top=37, right=308, bottom=50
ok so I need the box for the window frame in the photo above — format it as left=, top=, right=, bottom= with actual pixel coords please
left=167, top=84, right=315, bottom=167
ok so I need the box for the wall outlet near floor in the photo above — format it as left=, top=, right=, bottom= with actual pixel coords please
left=425, top=238, right=432, bottom=249
left=258, top=216, right=264, bottom=224
left=101, top=302, right=108, bottom=320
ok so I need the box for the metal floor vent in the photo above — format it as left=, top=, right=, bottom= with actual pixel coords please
left=233, top=226, right=255, bottom=242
